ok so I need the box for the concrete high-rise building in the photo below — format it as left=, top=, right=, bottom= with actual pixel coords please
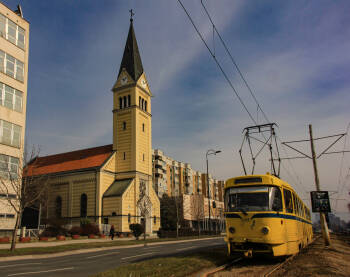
left=0, top=3, right=29, bottom=232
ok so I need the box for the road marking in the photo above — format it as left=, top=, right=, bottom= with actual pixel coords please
left=143, top=246, right=162, bottom=250
left=121, top=252, right=154, bottom=260
left=7, top=267, right=74, bottom=276
left=86, top=251, right=119, bottom=259
left=0, top=263, right=42, bottom=268
left=176, top=246, right=196, bottom=251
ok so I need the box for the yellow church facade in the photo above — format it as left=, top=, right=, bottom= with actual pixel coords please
left=26, top=17, right=160, bottom=234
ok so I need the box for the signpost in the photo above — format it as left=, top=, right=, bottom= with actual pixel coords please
left=310, top=191, right=331, bottom=213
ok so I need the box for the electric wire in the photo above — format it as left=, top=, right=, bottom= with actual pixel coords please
left=200, top=0, right=271, bottom=125
left=336, top=123, right=350, bottom=196
left=199, top=1, right=309, bottom=194
left=177, top=0, right=322, bottom=202
left=177, top=0, right=257, bottom=125
left=178, top=0, right=306, bottom=193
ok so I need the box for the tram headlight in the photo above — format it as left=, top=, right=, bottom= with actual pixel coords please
left=229, top=227, right=235, bottom=234
left=261, top=227, right=269, bottom=235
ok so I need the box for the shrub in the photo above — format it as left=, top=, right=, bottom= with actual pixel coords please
left=80, top=218, right=91, bottom=226
left=129, top=223, right=144, bottom=240
left=69, top=226, right=82, bottom=235
left=40, top=226, right=68, bottom=237
left=40, top=218, right=69, bottom=237
left=81, top=223, right=100, bottom=236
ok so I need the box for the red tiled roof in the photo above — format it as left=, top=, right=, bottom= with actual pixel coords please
left=25, top=144, right=113, bottom=177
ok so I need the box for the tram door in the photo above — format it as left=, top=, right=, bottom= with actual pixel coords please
left=283, top=189, right=297, bottom=252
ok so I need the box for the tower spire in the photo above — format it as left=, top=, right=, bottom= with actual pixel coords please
left=117, top=12, right=144, bottom=82
left=129, top=9, right=134, bottom=22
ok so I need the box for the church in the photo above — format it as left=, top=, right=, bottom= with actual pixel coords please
left=26, top=16, right=160, bottom=234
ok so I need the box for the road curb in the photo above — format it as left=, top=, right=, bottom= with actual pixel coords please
left=0, top=236, right=224, bottom=262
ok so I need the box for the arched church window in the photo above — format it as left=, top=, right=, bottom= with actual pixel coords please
left=123, top=152, right=126, bottom=160
left=55, top=196, right=62, bottom=218
left=123, top=122, right=126, bottom=130
left=141, top=99, right=144, bottom=110
left=143, top=153, right=145, bottom=161
left=139, top=96, right=141, bottom=108
left=80, top=193, right=87, bottom=218
left=142, top=123, right=145, bottom=132
left=154, top=216, right=156, bottom=224
left=128, top=95, right=131, bottom=107
left=119, top=97, right=122, bottom=109
left=145, top=101, right=147, bottom=112
left=123, top=96, right=127, bottom=108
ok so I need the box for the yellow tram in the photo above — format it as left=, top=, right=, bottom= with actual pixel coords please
left=224, top=173, right=313, bottom=257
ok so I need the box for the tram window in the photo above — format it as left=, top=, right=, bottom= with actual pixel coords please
left=283, top=189, right=294, bottom=213
left=270, top=187, right=283, bottom=211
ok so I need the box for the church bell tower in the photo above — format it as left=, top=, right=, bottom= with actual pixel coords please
left=111, top=13, right=154, bottom=228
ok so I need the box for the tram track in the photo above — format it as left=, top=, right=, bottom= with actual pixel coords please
left=202, top=235, right=322, bottom=277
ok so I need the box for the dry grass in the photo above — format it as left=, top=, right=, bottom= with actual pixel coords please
left=273, top=234, right=350, bottom=277
left=92, top=247, right=230, bottom=277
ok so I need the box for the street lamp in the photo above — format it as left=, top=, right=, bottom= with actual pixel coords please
left=206, top=149, right=221, bottom=232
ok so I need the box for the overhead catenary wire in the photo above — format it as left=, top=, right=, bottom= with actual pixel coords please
left=200, top=0, right=270, bottom=125
left=336, top=123, right=350, bottom=201
left=177, top=0, right=316, bottom=200
left=177, top=0, right=257, bottom=125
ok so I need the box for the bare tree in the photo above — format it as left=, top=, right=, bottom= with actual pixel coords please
left=191, top=194, right=204, bottom=237
left=0, top=146, right=49, bottom=251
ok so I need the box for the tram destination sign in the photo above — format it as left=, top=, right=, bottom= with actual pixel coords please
left=310, top=191, right=331, bottom=213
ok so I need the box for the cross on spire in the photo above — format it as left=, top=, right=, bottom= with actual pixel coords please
left=129, top=9, right=135, bottom=22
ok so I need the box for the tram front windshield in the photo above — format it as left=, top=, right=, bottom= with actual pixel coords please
left=225, top=186, right=282, bottom=212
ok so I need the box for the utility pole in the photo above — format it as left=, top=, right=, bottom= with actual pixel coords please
left=281, top=124, right=349, bottom=246
left=309, top=124, right=331, bottom=246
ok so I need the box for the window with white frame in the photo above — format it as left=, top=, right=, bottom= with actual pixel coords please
left=0, top=119, right=22, bottom=148
left=0, top=82, right=23, bottom=112
left=0, top=50, right=25, bottom=82
left=0, top=13, right=26, bottom=50
left=0, top=154, right=19, bottom=180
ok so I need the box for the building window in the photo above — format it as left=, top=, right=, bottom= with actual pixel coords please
left=0, top=119, right=22, bottom=148
left=0, top=83, right=23, bottom=112
left=0, top=154, right=19, bottom=180
left=112, top=212, right=116, bottom=216
left=0, top=13, right=26, bottom=50
left=119, top=97, right=122, bottom=109
left=123, top=121, right=126, bottom=130
left=128, top=213, right=131, bottom=223
left=122, top=96, right=126, bottom=108
left=55, top=196, right=62, bottom=218
left=80, top=193, right=87, bottom=218
left=123, top=152, right=126, bottom=160
left=143, top=154, right=145, bottom=161
left=142, top=123, right=145, bottom=132
left=139, top=96, right=141, bottom=107
left=0, top=50, right=24, bottom=82
left=128, top=95, right=131, bottom=107
left=141, top=99, right=144, bottom=110
left=145, top=101, right=147, bottom=112
left=154, top=216, right=156, bottom=224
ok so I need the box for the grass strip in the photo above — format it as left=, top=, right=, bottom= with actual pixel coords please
left=92, top=246, right=230, bottom=277
left=0, top=235, right=223, bottom=257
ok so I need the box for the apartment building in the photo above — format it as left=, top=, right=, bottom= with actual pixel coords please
left=0, top=3, right=29, bottom=232
left=152, top=149, right=226, bottom=231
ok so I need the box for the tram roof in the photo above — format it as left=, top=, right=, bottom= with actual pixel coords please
left=225, top=174, right=294, bottom=191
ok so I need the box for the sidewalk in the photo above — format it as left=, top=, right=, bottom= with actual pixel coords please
left=0, top=237, right=134, bottom=249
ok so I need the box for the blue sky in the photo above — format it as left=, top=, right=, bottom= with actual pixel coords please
left=3, top=0, right=350, bottom=217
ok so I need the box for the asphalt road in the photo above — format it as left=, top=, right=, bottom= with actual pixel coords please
left=0, top=237, right=225, bottom=277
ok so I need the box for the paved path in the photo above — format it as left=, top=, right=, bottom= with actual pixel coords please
left=0, top=237, right=133, bottom=249
left=0, top=237, right=225, bottom=277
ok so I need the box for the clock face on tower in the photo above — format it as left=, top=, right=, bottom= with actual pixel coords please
left=141, top=78, right=147, bottom=88
left=121, top=75, right=128, bottom=85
